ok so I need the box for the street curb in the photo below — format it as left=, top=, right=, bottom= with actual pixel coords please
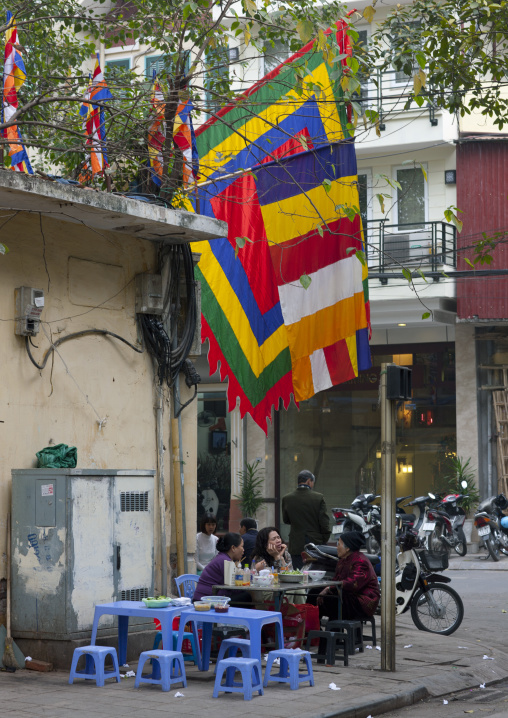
left=291, top=685, right=429, bottom=718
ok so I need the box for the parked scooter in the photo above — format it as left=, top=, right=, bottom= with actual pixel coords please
left=331, top=494, right=381, bottom=553
left=303, top=531, right=464, bottom=635
left=474, top=493, right=508, bottom=562
left=438, top=488, right=469, bottom=556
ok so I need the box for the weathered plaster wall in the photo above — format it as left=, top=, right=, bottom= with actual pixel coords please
left=0, top=210, right=197, bottom=620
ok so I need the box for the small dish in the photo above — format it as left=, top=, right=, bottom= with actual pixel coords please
left=200, top=596, right=231, bottom=607
left=142, top=597, right=171, bottom=608
left=307, top=570, right=326, bottom=582
left=194, top=601, right=211, bottom=611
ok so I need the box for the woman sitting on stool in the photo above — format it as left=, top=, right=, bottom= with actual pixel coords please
left=309, top=531, right=380, bottom=621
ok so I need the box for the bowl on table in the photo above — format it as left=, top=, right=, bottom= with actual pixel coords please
left=193, top=601, right=212, bottom=611
left=200, top=596, right=231, bottom=608
left=142, top=597, right=172, bottom=608
left=279, top=573, right=304, bottom=583
left=306, top=570, right=326, bottom=582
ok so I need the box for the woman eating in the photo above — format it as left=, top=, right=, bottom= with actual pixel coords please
left=252, top=526, right=292, bottom=572
left=193, top=532, right=252, bottom=605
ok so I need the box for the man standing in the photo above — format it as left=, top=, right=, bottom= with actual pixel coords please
left=239, top=517, right=258, bottom=566
left=282, top=470, right=330, bottom=569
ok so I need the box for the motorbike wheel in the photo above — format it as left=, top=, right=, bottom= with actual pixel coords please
left=410, top=584, right=464, bottom=635
left=497, top=530, right=508, bottom=557
left=486, top=531, right=500, bottom=562
left=366, top=535, right=380, bottom=554
left=428, top=525, right=452, bottom=556
left=453, top=527, right=467, bottom=557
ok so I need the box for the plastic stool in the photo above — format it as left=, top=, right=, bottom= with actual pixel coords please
left=213, top=657, right=263, bottom=700
left=264, top=648, right=314, bottom=690
left=327, top=620, right=364, bottom=655
left=152, top=630, right=200, bottom=663
left=305, top=631, right=349, bottom=666
left=360, top=616, right=377, bottom=646
left=135, top=650, right=186, bottom=692
left=69, top=645, right=121, bottom=687
left=215, top=637, right=251, bottom=676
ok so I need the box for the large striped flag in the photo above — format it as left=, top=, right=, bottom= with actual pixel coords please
left=79, top=55, right=113, bottom=178
left=2, top=11, right=33, bottom=173
left=193, top=20, right=371, bottom=432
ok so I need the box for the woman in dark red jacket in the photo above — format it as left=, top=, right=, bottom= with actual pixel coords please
left=313, top=531, right=380, bottom=620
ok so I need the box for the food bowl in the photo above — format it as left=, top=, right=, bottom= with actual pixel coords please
left=306, top=570, right=326, bottom=582
left=142, top=597, right=172, bottom=608
left=200, top=596, right=231, bottom=608
left=194, top=601, right=211, bottom=611
left=214, top=604, right=229, bottom=613
left=255, top=575, right=274, bottom=587
left=279, top=572, right=304, bottom=583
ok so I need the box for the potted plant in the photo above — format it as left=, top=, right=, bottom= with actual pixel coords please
left=442, top=456, right=480, bottom=546
left=234, top=461, right=266, bottom=518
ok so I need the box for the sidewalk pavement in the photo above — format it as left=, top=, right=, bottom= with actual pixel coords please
left=447, top=550, right=508, bottom=570
left=2, top=616, right=508, bottom=718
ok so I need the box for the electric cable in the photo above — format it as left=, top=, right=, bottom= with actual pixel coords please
left=25, top=328, right=143, bottom=371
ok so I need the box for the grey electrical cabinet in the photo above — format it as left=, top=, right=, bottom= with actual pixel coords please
left=11, top=469, right=155, bottom=641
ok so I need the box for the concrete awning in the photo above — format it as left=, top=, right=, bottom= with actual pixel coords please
left=0, top=171, right=227, bottom=243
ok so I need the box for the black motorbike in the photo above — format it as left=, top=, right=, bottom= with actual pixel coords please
left=474, top=493, right=508, bottom=561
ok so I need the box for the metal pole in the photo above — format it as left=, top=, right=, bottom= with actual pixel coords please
left=155, top=383, right=168, bottom=596
left=175, top=375, right=188, bottom=573
left=380, top=362, right=397, bottom=672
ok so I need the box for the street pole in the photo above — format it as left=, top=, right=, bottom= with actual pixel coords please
left=380, top=362, right=397, bottom=672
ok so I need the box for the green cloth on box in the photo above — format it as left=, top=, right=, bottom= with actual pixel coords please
left=36, top=444, right=77, bottom=468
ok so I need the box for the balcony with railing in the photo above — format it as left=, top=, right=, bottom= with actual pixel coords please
left=364, top=220, right=456, bottom=282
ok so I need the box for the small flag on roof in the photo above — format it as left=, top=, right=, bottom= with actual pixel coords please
left=2, top=11, right=33, bottom=173
left=79, top=54, right=113, bottom=178
left=147, top=71, right=165, bottom=187
left=173, top=98, right=199, bottom=188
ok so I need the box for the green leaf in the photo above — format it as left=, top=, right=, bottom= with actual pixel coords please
left=235, top=235, right=252, bottom=258
left=297, top=19, right=314, bottom=44
left=300, top=273, right=312, bottom=289
left=346, top=246, right=357, bottom=255
left=0, top=242, right=9, bottom=255
left=375, top=193, right=385, bottom=214
left=416, top=268, right=428, bottom=283
left=422, top=312, right=431, bottom=319
left=415, top=52, right=426, bottom=70
left=355, top=249, right=366, bottom=266
left=322, top=178, right=332, bottom=193
left=419, top=163, right=428, bottom=182
left=316, top=224, right=324, bottom=237
left=244, top=0, right=257, bottom=17
left=465, top=257, right=475, bottom=268
left=402, top=267, right=412, bottom=282
left=346, top=56, right=359, bottom=74
left=298, top=133, right=309, bottom=151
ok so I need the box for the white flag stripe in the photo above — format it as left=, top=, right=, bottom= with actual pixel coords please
left=278, top=255, right=362, bottom=326
left=310, top=348, right=333, bottom=394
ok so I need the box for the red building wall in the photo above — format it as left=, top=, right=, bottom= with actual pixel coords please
left=456, top=140, right=508, bottom=320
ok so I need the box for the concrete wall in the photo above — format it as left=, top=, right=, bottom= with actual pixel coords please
left=455, top=324, right=480, bottom=493
left=0, top=210, right=197, bottom=626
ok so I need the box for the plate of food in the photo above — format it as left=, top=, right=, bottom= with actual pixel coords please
left=142, top=596, right=172, bottom=608
left=278, top=570, right=304, bottom=583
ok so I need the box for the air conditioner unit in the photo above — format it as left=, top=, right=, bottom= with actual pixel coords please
left=384, top=234, right=410, bottom=265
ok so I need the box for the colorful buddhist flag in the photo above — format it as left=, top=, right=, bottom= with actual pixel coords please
left=79, top=55, right=113, bottom=178
left=2, top=11, right=33, bottom=173
left=173, top=98, right=199, bottom=188
left=193, top=20, right=371, bottom=432
left=147, top=71, right=165, bottom=187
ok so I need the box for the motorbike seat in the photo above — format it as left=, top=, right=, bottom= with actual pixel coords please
left=400, top=514, right=416, bottom=523
left=364, top=553, right=380, bottom=565
left=316, top=545, right=339, bottom=557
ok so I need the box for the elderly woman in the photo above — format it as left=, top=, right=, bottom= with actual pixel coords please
left=311, top=531, right=380, bottom=620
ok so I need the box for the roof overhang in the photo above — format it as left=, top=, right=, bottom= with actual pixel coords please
left=0, top=171, right=227, bottom=243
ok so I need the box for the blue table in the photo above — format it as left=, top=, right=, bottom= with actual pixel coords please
left=175, top=606, right=284, bottom=671
left=90, top=601, right=184, bottom=669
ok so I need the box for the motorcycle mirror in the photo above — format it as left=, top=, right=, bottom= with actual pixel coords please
left=461, top=480, right=468, bottom=489
left=428, top=492, right=435, bottom=499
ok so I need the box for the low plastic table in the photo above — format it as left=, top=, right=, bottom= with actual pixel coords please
left=175, top=606, right=284, bottom=671
left=89, top=601, right=185, bottom=669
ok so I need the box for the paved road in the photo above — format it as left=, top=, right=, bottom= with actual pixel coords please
left=381, top=568, right=508, bottom=717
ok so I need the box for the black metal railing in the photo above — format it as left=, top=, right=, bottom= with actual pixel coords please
left=363, top=220, right=456, bottom=278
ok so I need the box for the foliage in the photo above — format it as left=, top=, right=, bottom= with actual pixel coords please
left=441, top=456, right=480, bottom=515
left=234, top=460, right=266, bottom=518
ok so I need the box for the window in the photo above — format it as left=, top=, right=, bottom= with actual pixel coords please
left=354, top=30, right=369, bottom=111
left=197, top=392, right=231, bottom=531
left=263, top=38, right=291, bottom=75
left=145, top=52, right=190, bottom=79
left=105, top=58, right=130, bottom=72
left=395, top=167, right=426, bottom=230
left=205, top=44, right=229, bottom=113
left=391, top=22, right=421, bottom=84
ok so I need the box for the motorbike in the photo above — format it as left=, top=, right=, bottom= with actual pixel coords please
left=474, top=493, right=508, bottom=561
left=331, top=494, right=381, bottom=553
left=438, top=491, right=469, bottom=556
left=303, top=532, right=464, bottom=635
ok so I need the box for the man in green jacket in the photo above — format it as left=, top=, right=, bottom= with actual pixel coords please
left=282, top=470, right=331, bottom=569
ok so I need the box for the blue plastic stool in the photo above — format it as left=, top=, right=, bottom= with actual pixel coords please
left=214, top=637, right=251, bottom=676
left=213, top=657, right=263, bottom=700
left=152, top=630, right=200, bottom=663
left=263, top=648, right=314, bottom=690
left=135, top=650, right=186, bottom=692
left=68, top=645, right=121, bottom=687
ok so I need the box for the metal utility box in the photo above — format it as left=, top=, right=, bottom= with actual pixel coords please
left=11, top=469, right=155, bottom=641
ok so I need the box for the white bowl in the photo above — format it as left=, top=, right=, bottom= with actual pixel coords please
left=200, top=596, right=231, bottom=607
left=306, top=570, right=326, bottom=582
